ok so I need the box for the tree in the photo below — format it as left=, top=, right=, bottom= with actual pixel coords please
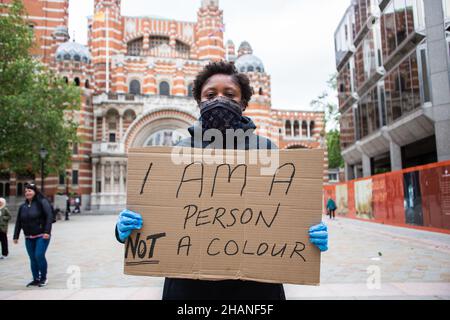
left=310, top=73, right=344, bottom=169
left=0, top=0, right=81, bottom=176
left=327, top=130, right=345, bottom=169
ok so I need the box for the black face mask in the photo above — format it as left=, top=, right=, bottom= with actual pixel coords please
left=199, top=97, right=243, bottom=132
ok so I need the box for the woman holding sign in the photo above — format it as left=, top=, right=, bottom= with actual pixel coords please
left=115, top=61, right=328, bottom=300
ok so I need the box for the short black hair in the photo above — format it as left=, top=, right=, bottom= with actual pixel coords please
left=193, top=61, right=253, bottom=109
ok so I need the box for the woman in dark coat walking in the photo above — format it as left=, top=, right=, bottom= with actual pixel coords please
left=115, top=61, right=329, bottom=300
left=13, top=183, right=53, bottom=287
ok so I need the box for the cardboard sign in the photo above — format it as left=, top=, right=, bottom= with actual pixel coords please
left=124, top=147, right=324, bottom=285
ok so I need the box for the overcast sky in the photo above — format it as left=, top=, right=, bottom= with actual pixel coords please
left=69, top=0, right=350, bottom=111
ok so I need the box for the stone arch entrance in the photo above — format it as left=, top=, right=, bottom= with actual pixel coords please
left=124, top=110, right=197, bottom=151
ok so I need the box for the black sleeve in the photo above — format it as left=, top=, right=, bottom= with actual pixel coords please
left=13, top=207, right=22, bottom=240
left=115, top=225, right=125, bottom=244
left=41, top=199, right=53, bottom=235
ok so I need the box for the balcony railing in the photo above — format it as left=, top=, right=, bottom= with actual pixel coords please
left=92, top=142, right=125, bottom=155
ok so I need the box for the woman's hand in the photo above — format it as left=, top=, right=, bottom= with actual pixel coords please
left=117, top=209, right=143, bottom=242
left=42, top=234, right=50, bottom=240
left=309, top=223, right=328, bottom=252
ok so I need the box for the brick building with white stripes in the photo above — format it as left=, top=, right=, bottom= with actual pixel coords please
left=0, top=0, right=326, bottom=212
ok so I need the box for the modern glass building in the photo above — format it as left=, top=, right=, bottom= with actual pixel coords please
left=334, top=0, right=450, bottom=180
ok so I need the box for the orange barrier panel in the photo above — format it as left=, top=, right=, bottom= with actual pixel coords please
left=323, top=160, right=450, bottom=233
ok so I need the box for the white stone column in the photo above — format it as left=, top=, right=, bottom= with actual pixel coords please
left=93, top=116, right=97, bottom=141
left=92, top=160, right=97, bottom=194
left=101, top=162, right=105, bottom=194
left=119, top=115, right=124, bottom=141
left=300, top=120, right=303, bottom=139
left=102, top=115, right=106, bottom=142
left=307, top=121, right=311, bottom=138
left=110, top=162, right=115, bottom=193
left=119, top=162, right=124, bottom=194
left=290, top=120, right=294, bottom=137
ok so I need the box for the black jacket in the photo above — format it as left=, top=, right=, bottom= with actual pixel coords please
left=116, top=117, right=285, bottom=300
left=14, top=197, right=53, bottom=240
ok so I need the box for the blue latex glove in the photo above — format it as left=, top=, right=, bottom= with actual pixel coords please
left=309, top=222, right=328, bottom=252
left=117, top=209, right=143, bottom=242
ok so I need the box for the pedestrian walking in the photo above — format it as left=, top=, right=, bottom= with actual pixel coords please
left=13, top=183, right=53, bottom=287
left=327, top=197, right=337, bottom=220
left=0, top=197, right=12, bottom=259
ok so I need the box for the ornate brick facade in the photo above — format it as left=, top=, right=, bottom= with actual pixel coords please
left=1, top=0, right=326, bottom=211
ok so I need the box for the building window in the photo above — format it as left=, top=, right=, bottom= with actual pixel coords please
left=285, top=121, right=292, bottom=136
left=109, top=133, right=116, bottom=143
left=259, top=88, right=263, bottom=95
left=159, top=81, right=170, bottom=96
left=384, top=51, right=421, bottom=124
left=74, top=78, right=80, bottom=87
left=0, top=183, right=10, bottom=197
left=129, top=80, right=141, bottom=95
left=175, top=40, right=190, bottom=55
left=293, top=121, right=300, bottom=137
left=73, top=143, right=79, bottom=155
left=419, top=48, right=431, bottom=103
left=149, top=36, right=169, bottom=49
left=85, top=80, right=90, bottom=89
left=59, top=173, right=65, bottom=185
left=187, top=83, right=194, bottom=97
left=145, top=130, right=186, bottom=147
left=72, top=170, right=79, bottom=186
left=127, top=37, right=143, bottom=56
left=17, top=183, right=23, bottom=197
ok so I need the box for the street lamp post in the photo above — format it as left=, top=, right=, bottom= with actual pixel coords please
left=65, top=170, right=70, bottom=221
left=39, top=147, right=48, bottom=194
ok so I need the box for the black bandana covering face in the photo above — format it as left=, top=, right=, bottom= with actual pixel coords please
left=199, top=96, right=244, bottom=132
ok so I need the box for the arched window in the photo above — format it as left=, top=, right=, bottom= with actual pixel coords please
left=256, top=67, right=261, bottom=72
left=187, top=83, right=194, bottom=97
left=74, top=77, right=80, bottom=87
left=302, top=121, right=308, bottom=137
left=294, top=121, right=300, bottom=137
left=74, top=54, right=81, bottom=62
left=149, top=36, right=170, bottom=49
left=85, top=80, right=90, bottom=89
left=127, top=37, right=143, bottom=56
left=159, top=81, right=170, bottom=96
left=176, top=40, right=190, bottom=55
left=285, top=120, right=292, bottom=136
left=310, top=121, right=315, bottom=137
left=258, top=88, right=263, bottom=96
left=5, top=183, right=9, bottom=197
left=17, top=183, right=23, bottom=197
left=240, top=67, right=245, bottom=73
left=129, top=80, right=141, bottom=95
left=63, top=53, right=71, bottom=60
left=63, top=77, right=69, bottom=84
left=145, top=130, right=186, bottom=147
left=247, top=66, right=254, bottom=72
left=106, top=109, right=119, bottom=143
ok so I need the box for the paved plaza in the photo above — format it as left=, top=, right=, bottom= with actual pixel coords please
left=0, top=215, right=449, bottom=300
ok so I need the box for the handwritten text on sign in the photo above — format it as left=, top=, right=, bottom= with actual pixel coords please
left=124, top=148, right=323, bottom=285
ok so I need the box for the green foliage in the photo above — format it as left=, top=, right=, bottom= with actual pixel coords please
left=0, top=0, right=81, bottom=176
left=311, top=74, right=344, bottom=169
left=327, top=130, right=345, bottom=169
